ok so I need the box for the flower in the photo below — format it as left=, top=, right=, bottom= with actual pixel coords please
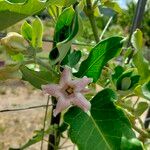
left=42, top=67, right=93, bottom=116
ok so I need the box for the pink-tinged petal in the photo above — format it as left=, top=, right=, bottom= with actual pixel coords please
left=72, top=93, right=91, bottom=112
left=71, top=76, right=93, bottom=92
left=53, top=97, right=70, bottom=117
left=41, top=84, right=61, bottom=98
left=59, top=67, right=72, bottom=86
left=80, top=88, right=91, bottom=94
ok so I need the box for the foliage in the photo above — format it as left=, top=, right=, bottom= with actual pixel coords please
left=0, top=0, right=150, bottom=150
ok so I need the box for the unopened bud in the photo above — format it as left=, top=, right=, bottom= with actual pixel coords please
left=1, top=32, right=27, bottom=53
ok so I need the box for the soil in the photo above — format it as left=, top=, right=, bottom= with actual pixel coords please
left=0, top=80, right=74, bottom=150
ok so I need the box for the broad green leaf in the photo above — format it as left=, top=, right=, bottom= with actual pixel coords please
left=0, top=0, right=50, bottom=31
left=21, top=21, right=32, bottom=41
left=134, top=102, right=149, bottom=116
left=50, top=0, right=77, bottom=7
left=49, top=7, right=79, bottom=64
left=121, top=137, right=144, bottom=150
left=141, top=80, right=150, bottom=100
left=20, top=65, right=58, bottom=89
left=32, top=17, right=43, bottom=48
left=75, top=37, right=123, bottom=82
left=131, top=29, right=150, bottom=83
left=68, top=50, right=81, bottom=67
left=131, top=29, right=143, bottom=51
left=64, top=89, right=135, bottom=150
left=101, top=0, right=123, bottom=14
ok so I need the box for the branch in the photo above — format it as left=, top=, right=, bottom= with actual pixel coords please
left=0, top=33, right=94, bottom=47
left=41, top=96, right=50, bottom=150
left=127, top=0, right=147, bottom=63
left=84, top=0, right=99, bottom=43
left=0, top=104, right=53, bottom=113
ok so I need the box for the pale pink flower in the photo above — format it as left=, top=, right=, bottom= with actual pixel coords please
left=42, top=67, right=92, bottom=116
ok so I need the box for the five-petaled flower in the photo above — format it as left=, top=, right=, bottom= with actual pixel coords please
left=42, top=67, right=93, bottom=116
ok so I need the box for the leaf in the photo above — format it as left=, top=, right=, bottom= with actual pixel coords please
left=101, top=0, right=123, bottom=14
left=112, top=65, right=124, bottom=84
left=141, top=80, right=150, bottom=100
left=121, top=77, right=132, bottom=91
left=131, top=29, right=143, bottom=51
left=20, top=65, right=58, bottom=89
left=134, top=102, right=149, bottom=116
left=0, top=0, right=50, bottom=31
left=64, top=89, right=135, bottom=150
left=32, top=17, right=43, bottom=48
left=74, top=36, right=123, bottom=82
left=121, top=137, right=144, bottom=150
left=68, top=50, right=81, bottom=67
left=131, top=29, right=150, bottom=83
left=116, top=69, right=140, bottom=91
left=21, top=21, right=32, bottom=41
left=50, top=0, right=77, bottom=7
left=49, top=7, right=79, bottom=64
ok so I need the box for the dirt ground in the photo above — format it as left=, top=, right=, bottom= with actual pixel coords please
left=0, top=80, right=74, bottom=150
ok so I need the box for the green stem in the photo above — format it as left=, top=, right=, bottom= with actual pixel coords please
left=85, top=0, right=99, bottom=43
left=100, top=16, right=113, bottom=41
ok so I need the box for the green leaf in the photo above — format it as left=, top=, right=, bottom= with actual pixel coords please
left=116, top=69, right=140, bottom=91
left=131, top=29, right=143, bottom=51
left=112, top=65, right=124, bottom=84
left=64, top=89, right=135, bottom=150
left=0, top=0, right=50, bottom=31
left=102, top=0, right=123, bottom=14
left=121, top=137, right=144, bottom=150
left=49, top=7, right=79, bottom=64
left=68, top=50, right=81, bottom=67
left=21, top=21, right=32, bottom=41
left=32, top=17, right=43, bottom=48
left=134, top=102, right=149, bottom=116
left=50, top=0, right=77, bottom=7
left=131, top=29, right=150, bottom=83
left=121, top=77, right=132, bottom=91
left=141, top=80, right=150, bottom=100
left=75, top=36, right=123, bottom=82
left=20, top=65, right=58, bottom=89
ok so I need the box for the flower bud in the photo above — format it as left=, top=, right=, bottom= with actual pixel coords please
left=1, top=32, right=27, bottom=54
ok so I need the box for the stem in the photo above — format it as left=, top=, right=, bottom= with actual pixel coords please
left=41, top=96, right=50, bottom=150
left=100, top=17, right=113, bottom=41
left=126, top=0, right=147, bottom=63
left=48, top=97, right=61, bottom=150
left=85, top=0, right=99, bottom=43
left=124, top=110, right=150, bottom=139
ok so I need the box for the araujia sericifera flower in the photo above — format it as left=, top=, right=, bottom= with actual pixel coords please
left=42, top=67, right=92, bottom=116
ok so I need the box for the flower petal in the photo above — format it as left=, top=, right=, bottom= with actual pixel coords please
left=72, top=93, right=91, bottom=112
left=71, top=76, right=93, bottom=92
left=41, top=84, right=61, bottom=98
left=59, top=67, right=72, bottom=86
left=53, top=97, right=70, bottom=117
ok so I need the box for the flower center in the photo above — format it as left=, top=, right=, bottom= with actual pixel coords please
left=65, top=86, right=74, bottom=95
